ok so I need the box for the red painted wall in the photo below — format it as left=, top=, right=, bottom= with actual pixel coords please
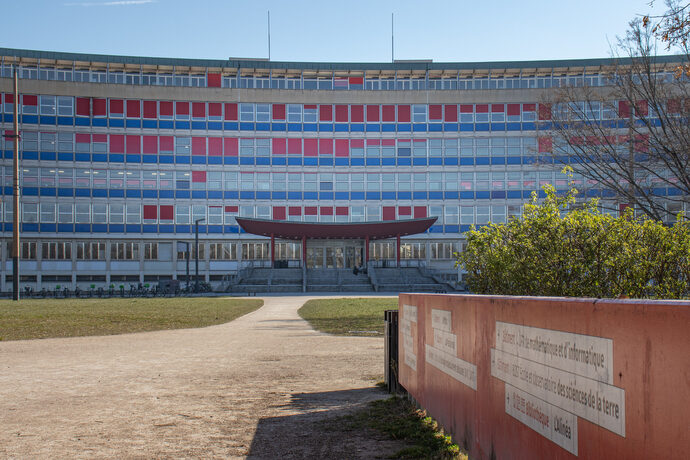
left=398, top=294, right=690, bottom=459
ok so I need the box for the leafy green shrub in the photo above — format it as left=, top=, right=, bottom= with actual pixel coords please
left=457, top=175, right=689, bottom=299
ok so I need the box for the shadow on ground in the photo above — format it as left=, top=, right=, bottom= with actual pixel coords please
left=246, top=387, right=403, bottom=459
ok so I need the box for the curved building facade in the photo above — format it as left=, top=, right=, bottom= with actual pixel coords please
left=0, top=48, right=684, bottom=290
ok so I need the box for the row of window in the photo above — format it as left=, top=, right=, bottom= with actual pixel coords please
left=4, top=133, right=544, bottom=157
left=7, top=168, right=627, bottom=192
left=9, top=240, right=460, bottom=261
left=12, top=200, right=680, bottom=226
left=6, top=62, right=672, bottom=91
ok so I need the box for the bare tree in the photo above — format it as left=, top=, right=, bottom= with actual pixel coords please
left=542, top=6, right=689, bottom=221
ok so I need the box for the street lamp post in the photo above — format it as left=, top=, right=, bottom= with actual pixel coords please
left=194, top=218, right=205, bottom=292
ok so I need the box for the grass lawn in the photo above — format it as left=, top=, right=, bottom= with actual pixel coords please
left=298, top=297, right=398, bottom=336
left=0, top=297, right=263, bottom=341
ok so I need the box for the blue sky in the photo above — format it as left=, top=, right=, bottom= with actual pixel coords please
left=2, top=0, right=670, bottom=62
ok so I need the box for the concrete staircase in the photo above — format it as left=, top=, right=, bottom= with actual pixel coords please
left=372, top=267, right=450, bottom=293
left=306, top=269, right=374, bottom=292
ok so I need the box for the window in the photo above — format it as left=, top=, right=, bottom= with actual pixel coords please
left=208, top=206, right=223, bottom=224
left=92, top=203, right=107, bottom=223
left=209, top=242, right=236, bottom=260
left=256, top=104, right=270, bottom=122
left=401, top=243, right=426, bottom=259
left=287, top=104, right=301, bottom=122
left=126, top=203, right=141, bottom=224
left=109, top=203, right=124, bottom=224
left=40, top=203, right=55, bottom=222
left=21, top=241, right=37, bottom=260
left=76, top=241, right=105, bottom=260
left=240, top=103, right=254, bottom=121
left=57, top=96, right=73, bottom=116
left=175, top=136, right=190, bottom=155
left=143, top=242, right=158, bottom=260
left=111, top=242, right=139, bottom=260
left=22, top=202, right=38, bottom=223
left=42, top=242, right=71, bottom=260
left=412, top=104, right=427, bottom=123
left=242, top=242, right=269, bottom=260
left=176, top=171, right=190, bottom=189
left=39, top=95, right=56, bottom=115
left=58, top=203, right=73, bottom=223
left=176, top=205, right=190, bottom=224
left=275, top=242, right=300, bottom=260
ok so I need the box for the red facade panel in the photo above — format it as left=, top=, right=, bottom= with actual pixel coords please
left=143, top=101, right=157, bottom=118
left=538, top=103, right=552, bottom=120
left=383, top=206, right=396, bottom=221
left=398, top=206, right=411, bottom=216
left=304, top=206, right=318, bottom=216
left=224, top=103, right=238, bottom=120
left=319, top=104, right=332, bottom=121
left=319, top=206, right=333, bottom=216
left=476, top=104, right=489, bottom=113
left=349, top=76, right=363, bottom=85
left=366, top=105, right=380, bottom=122
left=208, top=137, right=222, bottom=156
left=126, top=100, right=140, bottom=118
left=206, top=73, right=221, bottom=88
left=335, top=105, right=348, bottom=122
left=224, top=137, right=239, bottom=156
left=191, top=171, right=206, bottom=182
left=142, top=136, right=158, bottom=154
left=273, top=206, right=286, bottom=220
left=109, top=99, right=123, bottom=114
left=75, top=133, right=90, bottom=144
left=192, top=137, right=206, bottom=155
left=303, top=139, right=318, bottom=156
left=159, top=205, right=174, bottom=220
left=413, top=206, right=427, bottom=218
left=491, top=104, right=504, bottom=113
left=143, top=205, right=157, bottom=220
left=335, top=139, right=349, bottom=157
left=507, top=104, right=521, bottom=116
left=273, top=104, right=286, bottom=120
left=350, top=105, right=364, bottom=122
left=208, top=103, right=222, bottom=117
left=538, top=137, right=552, bottom=152
left=398, top=105, right=411, bottom=122
left=382, top=105, right=396, bottom=122
left=444, top=104, right=458, bottom=122
left=159, top=101, right=173, bottom=116
left=287, top=138, right=302, bottom=155
left=175, top=101, right=189, bottom=115
left=288, top=206, right=302, bottom=216
left=319, top=139, right=333, bottom=155
left=126, top=135, right=141, bottom=154
left=93, top=98, right=107, bottom=116
left=192, top=102, right=206, bottom=118
left=76, top=98, right=90, bottom=116
left=335, top=207, right=348, bottom=216
left=22, top=95, right=37, bottom=106
left=272, top=138, right=286, bottom=155
left=429, top=105, right=442, bottom=120
left=159, top=136, right=174, bottom=152
left=460, top=104, right=473, bottom=113
left=225, top=206, right=238, bottom=213
left=109, top=134, right=125, bottom=153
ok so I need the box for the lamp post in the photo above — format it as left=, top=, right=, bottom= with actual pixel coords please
left=194, top=218, right=205, bottom=292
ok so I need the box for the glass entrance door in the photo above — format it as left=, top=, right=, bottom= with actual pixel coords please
left=306, top=247, right=324, bottom=268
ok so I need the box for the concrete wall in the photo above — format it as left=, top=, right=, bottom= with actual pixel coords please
left=398, top=294, right=689, bottom=459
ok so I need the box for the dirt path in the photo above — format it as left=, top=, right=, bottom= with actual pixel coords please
left=0, top=295, right=398, bottom=459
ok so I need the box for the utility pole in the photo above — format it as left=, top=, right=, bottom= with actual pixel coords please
left=11, top=69, right=20, bottom=300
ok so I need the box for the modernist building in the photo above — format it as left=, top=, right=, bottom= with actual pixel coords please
left=0, top=48, right=685, bottom=291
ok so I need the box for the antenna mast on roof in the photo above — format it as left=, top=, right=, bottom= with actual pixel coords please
left=267, top=11, right=271, bottom=60
left=391, top=13, right=394, bottom=62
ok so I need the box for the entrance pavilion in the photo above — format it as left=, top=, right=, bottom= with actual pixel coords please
left=235, top=217, right=437, bottom=269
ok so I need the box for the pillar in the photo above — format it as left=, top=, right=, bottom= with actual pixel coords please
left=302, top=235, right=307, bottom=268
left=396, top=234, right=401, bottom=268
left=365, top=235, right=370, bottom=263
left=270, top=233, right=275, bottom=265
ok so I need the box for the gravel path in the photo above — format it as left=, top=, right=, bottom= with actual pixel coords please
left=0, top=295, right=397, bottom=459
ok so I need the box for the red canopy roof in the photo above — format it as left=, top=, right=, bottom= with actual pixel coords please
left=235, top=217, right=437, bottom=240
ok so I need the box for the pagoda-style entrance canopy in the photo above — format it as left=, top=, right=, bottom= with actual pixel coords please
left=236, top=217, right=437, bottom=267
